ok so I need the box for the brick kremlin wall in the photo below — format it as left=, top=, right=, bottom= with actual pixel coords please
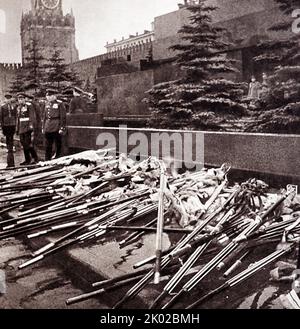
left=0, top=63, right=22, bottom=102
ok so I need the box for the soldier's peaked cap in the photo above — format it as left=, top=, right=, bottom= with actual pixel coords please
left=17, top=92, right=27, bottom=98
left=4, top=93, right=13, bottom=99
left=46, top=88, right=59, bottom=95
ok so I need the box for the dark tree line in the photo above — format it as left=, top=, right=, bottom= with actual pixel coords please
left=146, top=0, right=300, bottom=134
left=146, top=0, right=246, bottom=130
left=10, top=38, right=82, bottom=95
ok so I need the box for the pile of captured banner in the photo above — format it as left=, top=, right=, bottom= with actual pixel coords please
left=0, top=149, right=299, bottom=309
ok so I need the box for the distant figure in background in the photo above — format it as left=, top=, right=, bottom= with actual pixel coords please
left=16, top=93, right=39, bottom=165
left=69, top=88, right=88, bottom=114
left=0, top=93, right=17, bottom=168
left=259, top=73, right=270, bottom=101
left=58, top=95, right=70, bottom=113
left=92, top=88, right=97, bottom=104
left=42, top=88, right=67, bottom=161
left=262, top=72, right=268, bottom=86
left=248, top=76, right=261, bottom=100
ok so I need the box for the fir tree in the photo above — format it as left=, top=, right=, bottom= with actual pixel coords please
left=9, top=68, right=26, bottom=94
left=9, top=36, right=45, bottom=95
left=45, top=44, right=81, bottom=91
left=84, top=77, right=92, bottom=92
left=246, top=0, right=300, bottom=133
left=24, top=36, right=46, bottom=92
left=146, top=0, right=246, bottom=130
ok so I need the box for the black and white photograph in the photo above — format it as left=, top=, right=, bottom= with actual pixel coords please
left=0, top=0, right=300, bottom=322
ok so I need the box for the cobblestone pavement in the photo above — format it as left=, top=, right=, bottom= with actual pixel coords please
left=0, top=232, right=290, bottom=309
left=0, top=142, right=23, bottom=170
left=0, top=239, right=109, bottom=309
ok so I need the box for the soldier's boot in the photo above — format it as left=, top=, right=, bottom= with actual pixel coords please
left=55, top=136, right=62, bottom=159
left=7, top=150, right=15, bottom=168
left=29, top=147, right=39, bottom=164
left=20, top=149, right=31, bottom=166
left=6, top=134, right=15, bottom=168
left=45, top=147, right=53, bottom=161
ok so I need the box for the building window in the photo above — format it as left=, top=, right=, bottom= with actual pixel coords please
left=127, top=54, right=131, bottom=61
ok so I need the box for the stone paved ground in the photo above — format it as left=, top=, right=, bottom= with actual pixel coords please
left=0, top=138, right=23, bottom=170
left=0, top=239, right=108, bottom=309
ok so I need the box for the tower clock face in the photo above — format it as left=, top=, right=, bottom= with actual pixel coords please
left=41, top=0, right=60, bottom=10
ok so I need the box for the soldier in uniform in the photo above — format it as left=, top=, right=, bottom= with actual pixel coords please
left=16, top=93, right=39, bottom=165
left=69, top=88, right=88, bottom=114
left=42, top=88, right=67, bottom=161
left=25, top=93, right=42, bottom=149
left=0, top=93, right=17, bottom=168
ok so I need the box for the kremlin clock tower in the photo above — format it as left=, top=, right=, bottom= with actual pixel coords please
left=21, top=0, right=79, bottom=66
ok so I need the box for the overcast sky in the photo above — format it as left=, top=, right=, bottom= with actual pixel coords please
left=0, top=0, right=180, bottom=63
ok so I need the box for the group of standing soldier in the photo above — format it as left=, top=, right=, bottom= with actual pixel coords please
left=0, top=88, right=67, bottom=168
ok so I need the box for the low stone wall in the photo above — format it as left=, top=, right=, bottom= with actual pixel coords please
left=66, top=113, right=104, bottom=127
left=67, top=126, right=300, bottom=187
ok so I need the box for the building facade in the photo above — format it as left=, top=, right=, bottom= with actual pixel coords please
left=105, top=29, right=154, bottom=54
left=0, top=0, right=288, bottom=116
left=91, top=0, right=285, bottom=120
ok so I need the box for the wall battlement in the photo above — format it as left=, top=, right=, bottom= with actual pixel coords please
left=21, top=11, right=75, bottom=30
left=71, top=41, right=153, bottom=89
left=73, top=41, right=153, bottom=67
left=0, top=63, right=22, bottom=71
left=0, top=63, right=22, bottom=101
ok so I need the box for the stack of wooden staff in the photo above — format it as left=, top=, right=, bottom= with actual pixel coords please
left=0, top=149, right=299, bottom=309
